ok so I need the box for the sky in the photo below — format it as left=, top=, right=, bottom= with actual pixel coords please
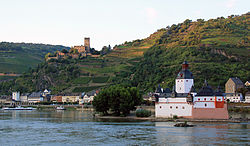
left=0, top=0, right=249, bottom=50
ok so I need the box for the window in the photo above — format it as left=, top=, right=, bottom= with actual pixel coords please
left=181, top=80, right=183, bottom=82
left=176, top=106, right=178, bottom=109
left=204, top=98, right=206, bottom=101
left=182, top=106, right=185, bottom=109
left=210, top=98, right=212, bottom=101
left=186, top=80, right=188, bottom=82
left=218, top=99, right=221, bottom=101
left=170, top=106, right=172, bottom=109
left=198, top=98, right=200, bottom=101
left=205, top=103, right=207, bottom=107
left=160, top=106, right=162, bottom=109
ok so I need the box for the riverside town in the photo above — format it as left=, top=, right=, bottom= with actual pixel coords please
left=0, top=2, right=249, bottom=145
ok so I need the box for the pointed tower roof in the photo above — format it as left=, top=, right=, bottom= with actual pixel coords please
left=155, top=84, right=162, bottom=93
left=214, top=85, right=223, bottom=96
left=190, top=86, right=196, bottom=93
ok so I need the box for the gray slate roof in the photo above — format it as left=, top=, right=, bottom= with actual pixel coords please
left=230, top=77, right=244, bottom=85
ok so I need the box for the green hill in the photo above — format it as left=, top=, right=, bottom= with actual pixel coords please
left=120, top=13, right=250, bottom=91
left=0, top=42, right=70, bottom=74
left=0, top=13, right=249, bottom=95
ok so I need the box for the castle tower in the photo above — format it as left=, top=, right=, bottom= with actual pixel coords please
left=175, top=61, right=194, bottom=93
left=84, top=37, right=90, bottom=52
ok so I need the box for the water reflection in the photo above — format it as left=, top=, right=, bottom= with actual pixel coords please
left=155, top=122, right=250, bottom=145
left=0, top=110, right=249, bottom=145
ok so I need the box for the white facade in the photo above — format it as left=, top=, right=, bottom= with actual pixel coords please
left=226, top=93, right=243, bottom=102
left=245, top=94, right=250, bottom=103
left=155, top=98, right=193, bottom=118
left=175, top=79, right=193, bottom=93
left=12, top=92, right=20, bottom=101
left=20, top=95, right=28, bottom=102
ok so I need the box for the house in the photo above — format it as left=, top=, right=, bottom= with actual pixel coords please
left=225, top=77, right=244, bottom=93
left=225, top=93, right=243, bottom=102
left=28, top=92, right=44, bottom=103
left=245, top=92, right=250, bottom=103
left=245, top=81, right=250, bottom=87
left=12, top=92, right=20, bottom=101
left=155, top=61, right=229, bottom=119
left=80, top=90, right=98, bottom=104
left=62, top=94, right=80, bottom=103
left=51, top=95, right=62, bottom=103
left=20, top=93, right=29, bottom=103
left=42, top=89, right=51, bottom=97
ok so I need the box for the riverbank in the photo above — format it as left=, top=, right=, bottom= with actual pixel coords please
left=94, top=114, right=248, bottom=123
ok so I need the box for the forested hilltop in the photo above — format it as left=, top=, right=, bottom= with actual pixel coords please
left=0, top=13, right=249, bottom=95
left=0, top=42, right=70, bottom=73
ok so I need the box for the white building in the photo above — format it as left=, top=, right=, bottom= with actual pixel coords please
left=175, top=61, right=194, bottom=93
left=245, top=92, right=250, bottom=103
left=156, top=61, right=194, bottom=118
left=155, top=61, right=229, bottom=119
left=12, top=92, right=20, bottom=101
left=225, top=93, right=243, bottom=102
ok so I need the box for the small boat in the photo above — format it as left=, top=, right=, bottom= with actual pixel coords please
left=56, top=106, right=66, bottom=110
left=2, top=106, right=36, bottom=110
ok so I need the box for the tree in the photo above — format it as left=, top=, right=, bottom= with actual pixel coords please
left=61, top=49, right=68, bottom=53
left=92, top=85, right=142, bottom=116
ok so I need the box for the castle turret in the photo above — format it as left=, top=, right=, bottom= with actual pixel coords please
left=175, top=61, right=194, bottom=93
left=84, top=37, right=90, bottom=52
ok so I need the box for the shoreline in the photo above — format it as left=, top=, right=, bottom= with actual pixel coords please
left=94, top=114, right=249, bottom=123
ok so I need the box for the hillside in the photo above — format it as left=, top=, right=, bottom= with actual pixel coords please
left=0, top=42, right=70, bottom=74
left=126, top=13, right=250, bottom=91
left=0, top=13, right=249, bottom=95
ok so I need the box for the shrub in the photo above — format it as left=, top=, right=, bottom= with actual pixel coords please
left=173, top=115, right=178, bottom=119
left=135, top=109, right=151, bottom=117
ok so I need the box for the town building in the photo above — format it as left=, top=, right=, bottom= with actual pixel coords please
left=62, top=94, right=80, bottom=103
left=80, top=90, right=98, bottom=104
left=245, top=81, right=250, bottom=87
left=20, top=93, right=29, bottom=103
left=245, top=92, right=250, bottom=103
left=225, top=77, right=244, bottom=93
left=51, top=95, right=62, bottom=103
left=225, top=93, right=243, bottom=102
left=12, top=92, right=20, bottom=101
left=155, top=61, right=229, bottom=119
left=28, top=92, right=44, bottom=103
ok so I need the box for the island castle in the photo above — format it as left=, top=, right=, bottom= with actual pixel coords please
left=155, top=61, right=229, bottom=119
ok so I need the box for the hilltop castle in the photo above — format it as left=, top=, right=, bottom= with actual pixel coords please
left=72, top=37, right=91, bottom=57
left=46, top=37, right=100, bottom=61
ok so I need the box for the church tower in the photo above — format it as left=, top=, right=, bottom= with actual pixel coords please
left=175, top=61, right=194, bottom=93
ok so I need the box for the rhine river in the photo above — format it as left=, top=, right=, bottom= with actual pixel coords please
left=0, top=110, right=249, bottom=145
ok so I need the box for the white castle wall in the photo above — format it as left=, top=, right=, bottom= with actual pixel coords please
left=193, top=96, right=224, bottom=108
left=156, top=98, right=192, bottom=118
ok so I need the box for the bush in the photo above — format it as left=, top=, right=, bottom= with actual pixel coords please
left=173, top=115, right=178, bottom=119
left=135, top=109, right=151, bottom=117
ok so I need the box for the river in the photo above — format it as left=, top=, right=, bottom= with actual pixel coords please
left=0, top=110, right=249, bottom=145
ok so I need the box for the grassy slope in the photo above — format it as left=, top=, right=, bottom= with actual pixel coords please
left=0, top=42, right=70, bottom=74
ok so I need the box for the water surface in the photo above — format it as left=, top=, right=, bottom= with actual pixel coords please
left=0, top=110, right=249, bottom=145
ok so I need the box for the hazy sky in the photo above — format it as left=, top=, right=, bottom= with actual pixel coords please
left=0, top=0, right=249, bottom=50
